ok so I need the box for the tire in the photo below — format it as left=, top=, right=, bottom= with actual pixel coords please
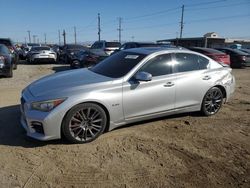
left=62, top=103, right=107, bottom=144
left=13, top=63, right=17, bottom=70
left=6, top=65, right=13, bottom=78
left=201, top=87, right=223, bottom=116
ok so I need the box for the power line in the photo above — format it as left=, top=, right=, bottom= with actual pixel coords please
left=186, top=1, right=250, bottom=11
left=186, top=14, right=250, bottom=24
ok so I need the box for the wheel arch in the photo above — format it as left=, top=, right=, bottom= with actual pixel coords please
left=213, top=85, right=227, bottom=100
left=60, top=101, right=111, bottom=138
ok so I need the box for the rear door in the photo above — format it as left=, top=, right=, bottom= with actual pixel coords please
left=173, top=53, right=213, bottom=110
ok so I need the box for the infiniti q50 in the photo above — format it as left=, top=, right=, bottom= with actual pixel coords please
left=20, top=48, right=235, bottom=143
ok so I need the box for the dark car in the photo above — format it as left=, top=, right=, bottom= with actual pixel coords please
left=215, top=48, right=250, bottom=68
left=0, top=44, right=13, bottom=77
left=60, top=44, right=87, bottom=64
left=189, top=47, right=230, bottom=66
left=240, top=48, right=250, bottom=54
left=0, top=38, right=19, bottom=69
left=112, top=42, right=162, bottom=55
left=70, top=50, right=100, bottom=68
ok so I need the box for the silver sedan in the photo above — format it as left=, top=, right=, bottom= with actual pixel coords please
left=20, top=48, right=235, bottom=143
left=27, top=46, right=57, bottom=63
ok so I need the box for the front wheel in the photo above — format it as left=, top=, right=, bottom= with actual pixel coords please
left=201, top=87, right=223, bottom=116
left=62, top=103, right=107, bottom=144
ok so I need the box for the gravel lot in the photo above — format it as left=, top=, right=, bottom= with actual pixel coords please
left=0, top=61, right=249, bottom=188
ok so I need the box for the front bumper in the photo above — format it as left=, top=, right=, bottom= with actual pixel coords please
left=20, top=91, right=63, bottom=141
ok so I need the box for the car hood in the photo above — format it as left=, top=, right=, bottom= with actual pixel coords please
left=28, top=69, right=113, bottom=97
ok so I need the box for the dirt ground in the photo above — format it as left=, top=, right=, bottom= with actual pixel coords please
left=0, top=61, right=249, bottom=188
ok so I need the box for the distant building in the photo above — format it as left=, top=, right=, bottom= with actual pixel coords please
left=157, top=32, right=250, bottom=48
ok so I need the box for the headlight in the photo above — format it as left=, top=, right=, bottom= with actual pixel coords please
left=70, top=52, right=74, bottom=55
left=31, top=98, right=66, bottom=112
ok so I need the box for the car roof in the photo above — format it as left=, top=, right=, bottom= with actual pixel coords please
left=124, top=47, right=189, bottom=55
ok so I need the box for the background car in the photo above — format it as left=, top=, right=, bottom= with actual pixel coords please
left=70, top=50, right=100, bottom=68
left=0, top=38, right=19, bottom=69
left=90, top=40, right=121, bottom=57
left=60, top=44, right=87, bottom=64
left=240, top=48, right=250, bottom=54
left=189, top=47, right=230, bottom=66
left=112, top=42, right=163, bottom=54
left=215, top=47, right=250, bottom=68
left=27, top=46, right=57, bottom=63
left=21, top=48, right=235, bottom=143
left=0, top=44, right=13, bottom=77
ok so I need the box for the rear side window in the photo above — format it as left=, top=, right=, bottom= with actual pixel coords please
left=139, top=54, right=172, bottom=77
left=175, top=53, right=208, bottom=72
left=198, top=55, right=210, bottom=69
left=91, top=42, right=103, bottom=49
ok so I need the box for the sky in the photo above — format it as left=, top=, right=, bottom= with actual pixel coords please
left=1, top=0, right=250, bottom=44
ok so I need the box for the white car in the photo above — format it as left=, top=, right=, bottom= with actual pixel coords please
left=27, top=46, right=57, bottom=63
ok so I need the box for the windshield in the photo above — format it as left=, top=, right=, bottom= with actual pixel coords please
left=105, top=42, right=121, bottom=48
left=90, top=51, right=146, bottom=78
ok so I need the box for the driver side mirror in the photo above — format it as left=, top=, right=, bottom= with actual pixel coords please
left=134, top=72, right=152, bottom=82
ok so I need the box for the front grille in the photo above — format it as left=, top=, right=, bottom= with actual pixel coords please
left=30, top=121, right=44, bottom=134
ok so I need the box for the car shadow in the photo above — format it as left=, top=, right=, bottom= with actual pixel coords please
left=114, top=111, right=203, bottom=131
left=0, top=105, right=203, bottom=147
left=0, top=105, right=67, bottom=148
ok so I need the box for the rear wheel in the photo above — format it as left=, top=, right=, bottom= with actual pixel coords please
left=201, top=87, right=223, bottom=116
left=62, top=103, right=107, bottom=144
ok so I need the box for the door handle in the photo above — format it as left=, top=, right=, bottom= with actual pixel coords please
left=164, top=82, right=175, bottom=87
left=203, top=75, right=211, bottom=80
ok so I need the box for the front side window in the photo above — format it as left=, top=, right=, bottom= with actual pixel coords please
left=139, top=54, right=172, bottom=77
left=175, top=53, right=200, bottom=72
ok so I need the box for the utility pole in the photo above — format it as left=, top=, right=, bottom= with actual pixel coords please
left=179, top=5, right=184, bottom=39
left=62, top=30, right=66, bottom=45
left=58, top=30, right=61, bottom=45
left=37, top=38, right=39, bottom=44
left=98, top=13, right=101, bottom=41
left=74, top=26, right=77, bottom=44
left=24, top=37, right=27, bottom=44
left=33, top=35, right=37, bottom=43
left=117, top=17, right=123, bottom=43
left=27, top=30, right=31, bottom=43
left=44, top=33, right=47, bottom=45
